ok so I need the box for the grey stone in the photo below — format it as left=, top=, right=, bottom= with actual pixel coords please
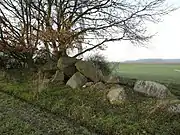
left=57, top=57, right=77, bottom=77
left=82, top=82, right=94, bottom=88
left=57, top=57, right=77, bottom=69
left=104, top=75, right=120, bottom=84
left=75, top=61, right=103, bottom=82
left=167, top=99, right=180, bottom=114
left=107, top=86, right=127, bottom=105
left=134, top=80, right=173, bottom=99
left=168, top=104, right=180, bottom=113
left=90, top=82, right=106, bottom=90
left=66, top=72, right=87, bottom=89
left=151, top=99, right=180, bottom=114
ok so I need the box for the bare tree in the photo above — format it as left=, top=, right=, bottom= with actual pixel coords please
left=0, top=0, right=40, bottom=68
left=0, top=0, right=177, bottom=67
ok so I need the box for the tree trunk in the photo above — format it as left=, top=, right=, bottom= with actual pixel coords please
left=26, top=55, right=34, bottom=69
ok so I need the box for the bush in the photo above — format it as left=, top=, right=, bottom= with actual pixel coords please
left=86, top=53, right=111, bottom=76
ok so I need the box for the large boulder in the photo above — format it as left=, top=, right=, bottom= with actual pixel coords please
left=134, top=80, right=173, bottom=99
left=75, top=61, right=103, bottom=82
left=57, top=57, right=78, bottom=77
left=107, top=86, right=127, bottom=105
left=66, top=72, right=87, bottom=89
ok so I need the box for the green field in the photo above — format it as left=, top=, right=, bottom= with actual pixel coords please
left=113, top=63, right=180, bottom=84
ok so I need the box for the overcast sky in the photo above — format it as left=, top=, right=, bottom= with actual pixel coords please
left=100, top=0, right=180, bottom=62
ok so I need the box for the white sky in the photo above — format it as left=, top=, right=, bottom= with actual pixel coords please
left=100, top=0, right=180, bottom=62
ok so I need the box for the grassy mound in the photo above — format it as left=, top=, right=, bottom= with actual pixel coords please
left=0, top=80, right=180, bottom=135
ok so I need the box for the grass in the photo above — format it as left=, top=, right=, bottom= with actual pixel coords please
left=1, top=64, right=180, bottom=134
left=0, top=80, right=180, bottom=135
left=112, top=63, right=180, bottom=84
left=0, top=92, right=94, bottom=135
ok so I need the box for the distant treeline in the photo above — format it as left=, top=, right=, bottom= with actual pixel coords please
left=123, top=59, right=180, bottom=63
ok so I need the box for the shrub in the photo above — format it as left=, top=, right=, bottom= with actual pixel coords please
left=86, top=53, right=111, bottom=76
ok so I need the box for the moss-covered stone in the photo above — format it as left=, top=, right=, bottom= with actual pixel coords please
left=75, top=61, right=103, bottom=82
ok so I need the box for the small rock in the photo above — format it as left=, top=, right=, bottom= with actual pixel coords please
left=104, top=75, right=120, bottom=84
left=107, top=86, right=127, bottom=105
left=168, top=104, right=180, bottom=113
left=167, top=99, right=180, bottom=114
left=82, top=82, right=94, bottom=88
left=90, top=82, right=106, bottom=90
left=151, top=99, right=180, bottom=114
